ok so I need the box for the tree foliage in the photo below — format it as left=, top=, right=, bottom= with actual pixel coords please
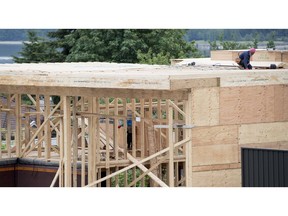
left=13, top=30, right=62, bottom=63
left=208, top=32, right=251, bottom=50
left=14, top=29, right=200, bottom=65
left=185, top=29, right=288, bottom=42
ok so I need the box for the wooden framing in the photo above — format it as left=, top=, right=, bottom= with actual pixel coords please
left=2, top=60, right=287, bottom=187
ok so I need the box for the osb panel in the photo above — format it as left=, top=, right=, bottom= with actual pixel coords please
left=219, top=87, right=240, bottom=124
left=192, top=144, right=238, bottom=166
left=210, top=50, right=233, bottom=61
left=274, top=85, right=288, bottom=122
left=192, top=125, right=238, bottom=146
left=191, top=87, right=219, bottom=126
left=279, top=141, right=288, bottom=150
left=192, top=168, right=241, bottom=187
left=239, top=86, right=274, bottom=123
left=239, top=122, right=288, bottom=145
left=253, top=51, right=282, bottom=62
left=220, top=86, right=275, bottom=125
left=282, top=52, right=288, bottom=63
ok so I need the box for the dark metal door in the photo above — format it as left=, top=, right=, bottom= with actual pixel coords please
left=241, top=147, right=288, bottom=187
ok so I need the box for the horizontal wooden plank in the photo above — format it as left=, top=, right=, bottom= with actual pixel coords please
left=0, top=85, right=189, bottom=100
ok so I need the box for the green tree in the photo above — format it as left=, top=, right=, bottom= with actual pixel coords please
left=252, top=32, right=259, bottom=48
left=15, top=29, right=200, bottom=65
left=13, top=30, right=62, bottom=63
left=267, top=31, right=276, bottom=49
left=208, top=40, right=218, bottom=50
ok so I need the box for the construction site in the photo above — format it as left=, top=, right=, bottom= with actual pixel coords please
left=1, top=49, right=288, bottom=187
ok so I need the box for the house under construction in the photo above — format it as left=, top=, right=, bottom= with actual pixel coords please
left=1, top=49, right=288, bottom=187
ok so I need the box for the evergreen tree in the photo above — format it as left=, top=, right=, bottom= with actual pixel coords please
left=14, top=29, right=200, bottom=65
left=13, top=30, right=62, bottom=63
left=266, top=31, right=276, bottom=49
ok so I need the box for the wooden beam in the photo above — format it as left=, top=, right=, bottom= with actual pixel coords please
left=0, top=85, right=189, bottom=100
left=0, top=105, right=2, bottom=159
left=87, top=97, right=94, bottom=184
left=50, top=166, right=60, bottom=187
left=6, top=94, right=11, bottom=158
left=114, top=98, right=119, bottom=186
left=81, top=97, right=86, bottom=187
left=36, top=94, right=42, bottom=158
left=95, top=97, right=100, bottom=187
left=168, top=105, right=174, bottom=187
left=22, top=135, right=45, bottom=157
left=44, top=95, right=51, bottom=159
left=131, top=99, right=137, bottom=186
left=59, top=117, right=64, bottom=187
left=105, top=97, right=110, bottom=187
left=63, top=96, right=71, bottom=187
left=124, top=152, right=168, bottom=187
left=128, top=155, right=168, bottom=187
left=140, top=98, right=145, bottom=186
left=20, top=99, right=63, bottom=157
left=15, top=94, right=21, bottom=157
left=86, top=138, right=190, bottom=187
left=72, top=96, right=78, bottom=187
left=184, top=92, right=193, bottom=187
left=168, top=100, right=186, bottom=118
left=28, top=94, right=61, bottom=136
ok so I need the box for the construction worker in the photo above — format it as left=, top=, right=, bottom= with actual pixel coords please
left=118, top=117, right=133, bottom=150
left=237, top=48, right=256, bottom=70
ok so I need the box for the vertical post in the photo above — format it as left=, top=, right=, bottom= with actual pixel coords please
left=24, top=112, right=30, bottom=149
left=0, top=103, right=2, bottom=159
left=15, top=94, right=21, bottom=157
left=81, top=97, right=86, bottom=187
left=149, top=98, right=157, bottom=187
left=168, top=105, right=174, bottom=187
left=140, top=98, right=145, bottom=186
left=157, top=99, right=163, bottom=181
left=114, top=98, right=119, bottom=186
left=95, top=97, right=100, bottom=187
left=44, top=95, right=51, bottom=160
left=92, top=97, right=97, bottom=183
left=132, top=99, right=136, bottom=186
left=174, top=99, right=179, bottom=187
left=122, top=98, right=127, bottom=159
left=36, top=95, right=42, bottom=158
left=72, top=96, right=78, bottom=187
left=63, top=96, right=71, bottom=187
left=184, top=92, right=193, bottom=187
left=87, top=97, right=96, bottom=185
left=105, top=98, right=110, bottom=187
left=59, top=116, right=64, bottom=187
left=6, top=94, right=11, bottom=158
left=122, top=98, right=127, bottom=187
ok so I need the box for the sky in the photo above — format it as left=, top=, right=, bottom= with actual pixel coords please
left=0, top=0, right=287, bottom=29
left=0, top=1, right=287, bottom=216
